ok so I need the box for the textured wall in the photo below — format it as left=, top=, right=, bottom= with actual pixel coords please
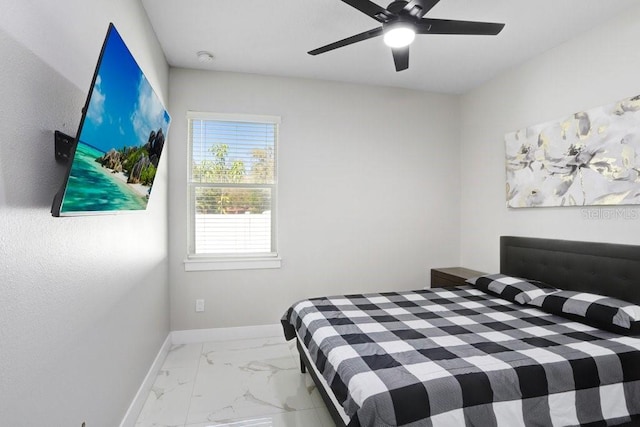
left=168, top=70, right=461, bottom=330
left=0, top=1, right=170, bottom=426
left=460, top=5, right=640, bottom=272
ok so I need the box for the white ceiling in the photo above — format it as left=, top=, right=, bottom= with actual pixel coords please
left=142, top=0, right=638, bottom=94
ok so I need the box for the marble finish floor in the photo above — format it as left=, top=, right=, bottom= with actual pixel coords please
left=135, top=335, right=335, bottom=427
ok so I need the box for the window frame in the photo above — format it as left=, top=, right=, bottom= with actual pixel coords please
left=184, top=111, right=281, bottom=271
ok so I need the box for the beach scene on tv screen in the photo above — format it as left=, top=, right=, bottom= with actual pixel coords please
left=61, top=26, right=170, bottom=213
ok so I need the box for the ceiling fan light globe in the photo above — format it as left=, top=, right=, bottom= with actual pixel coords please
left=383, top=27, right=416, bottom=48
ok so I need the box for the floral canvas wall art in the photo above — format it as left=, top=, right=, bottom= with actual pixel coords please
left=505, top=95, right=640, bottom=208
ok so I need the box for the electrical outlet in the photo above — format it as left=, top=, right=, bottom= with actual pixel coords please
left=195, top=299, right=205, bottom=312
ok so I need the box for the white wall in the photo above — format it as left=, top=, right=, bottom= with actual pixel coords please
left=460, top=5, right=640, bottom=272
left=168, top=70, right=461, bottom=330
left=0, top=1, right=170, bottom=426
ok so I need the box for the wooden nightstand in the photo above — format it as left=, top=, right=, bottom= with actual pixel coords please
left=430, top=267, right=486, bottom=288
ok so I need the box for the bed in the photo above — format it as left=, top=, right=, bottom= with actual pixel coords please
left=281, top=236, right=640, bottom=426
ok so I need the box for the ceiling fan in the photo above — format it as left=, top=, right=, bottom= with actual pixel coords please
left=308, top=0, right=505, bottom=72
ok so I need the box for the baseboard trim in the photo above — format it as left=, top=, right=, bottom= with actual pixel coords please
left=171, top=323, right=282, bottom=345
left=119, top=333, right=172, bottom=427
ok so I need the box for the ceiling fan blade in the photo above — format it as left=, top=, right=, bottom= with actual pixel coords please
left=417, top=18, right=505, bottom=35
left=392, top=47, right=409, bottom=72
left=404, top=0, right=441, bottom=18
left=308, top=27, right=384, bottom=55
left=341, top=0, right=393, bottom=23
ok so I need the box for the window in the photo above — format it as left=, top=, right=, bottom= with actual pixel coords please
left=186, top=112, right=280, bottom=271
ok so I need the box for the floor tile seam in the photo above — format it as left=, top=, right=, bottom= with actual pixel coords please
left=182, top=408, right=322, bottom=427
left=201, top=338, right=295, bottom=352
left=183, top=342, right=205, bottom=427
left=312, top=407, right=331, bottom=427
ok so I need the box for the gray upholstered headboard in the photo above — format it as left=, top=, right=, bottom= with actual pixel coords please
left=500, top=236, right=640, bottom=305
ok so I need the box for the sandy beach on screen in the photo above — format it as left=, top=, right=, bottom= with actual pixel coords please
left=101, top=168, right=149, bottom=198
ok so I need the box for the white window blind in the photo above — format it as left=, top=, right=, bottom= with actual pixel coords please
left=187, top=113, right=278, bottom=258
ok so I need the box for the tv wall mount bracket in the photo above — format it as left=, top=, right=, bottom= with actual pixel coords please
left=54, top=130, right=76, bottom=164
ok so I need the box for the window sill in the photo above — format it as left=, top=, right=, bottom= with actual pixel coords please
left=184, top=256, right=282, bottom=272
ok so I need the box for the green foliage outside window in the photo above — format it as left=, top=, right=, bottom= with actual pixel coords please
left=193, top=144, right=274, bottom=214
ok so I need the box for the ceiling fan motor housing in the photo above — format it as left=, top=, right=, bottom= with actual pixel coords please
left=387, top=1, right=409, bottom=15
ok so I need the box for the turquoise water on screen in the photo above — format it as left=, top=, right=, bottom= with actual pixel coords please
left=60, top=142, right=147, bottom=213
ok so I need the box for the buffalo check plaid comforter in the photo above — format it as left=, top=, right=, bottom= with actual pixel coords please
left=281, top=286, right=640, bottom=426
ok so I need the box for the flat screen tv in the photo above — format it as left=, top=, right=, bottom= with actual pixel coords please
left=52, top=23, right=170, bottom=217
